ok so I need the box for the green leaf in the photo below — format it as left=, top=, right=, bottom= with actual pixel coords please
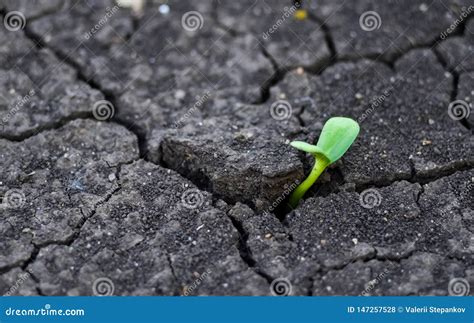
left=290, top=141, right=323, bottom=154
left=315, top=117, right=359, bottom=164
left=287, top=117, right=360, bottom=209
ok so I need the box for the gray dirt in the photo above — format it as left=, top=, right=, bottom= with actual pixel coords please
left=0, top=0, right=473, bottom=296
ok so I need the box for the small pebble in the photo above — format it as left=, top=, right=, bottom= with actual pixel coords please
left=159, top=4, right=170, bottom=15
left=175, top=89, right=186, bottom=100
left=421, top=139, right=432, bottom=146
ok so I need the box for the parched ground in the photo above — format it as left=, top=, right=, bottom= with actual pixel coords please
left=0, top=0, right=473, bottom=296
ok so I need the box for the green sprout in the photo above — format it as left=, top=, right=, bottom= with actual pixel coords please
left=288, top=117, right=360, bottom=208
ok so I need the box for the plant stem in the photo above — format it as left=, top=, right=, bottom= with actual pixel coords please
left=288, top=155, right=330, bottom=209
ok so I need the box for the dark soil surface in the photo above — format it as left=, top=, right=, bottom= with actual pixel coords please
left=0, top=0, right=473, bottom=296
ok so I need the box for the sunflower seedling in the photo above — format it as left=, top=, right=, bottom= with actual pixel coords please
left=288, top=117, right=360, bottom=208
